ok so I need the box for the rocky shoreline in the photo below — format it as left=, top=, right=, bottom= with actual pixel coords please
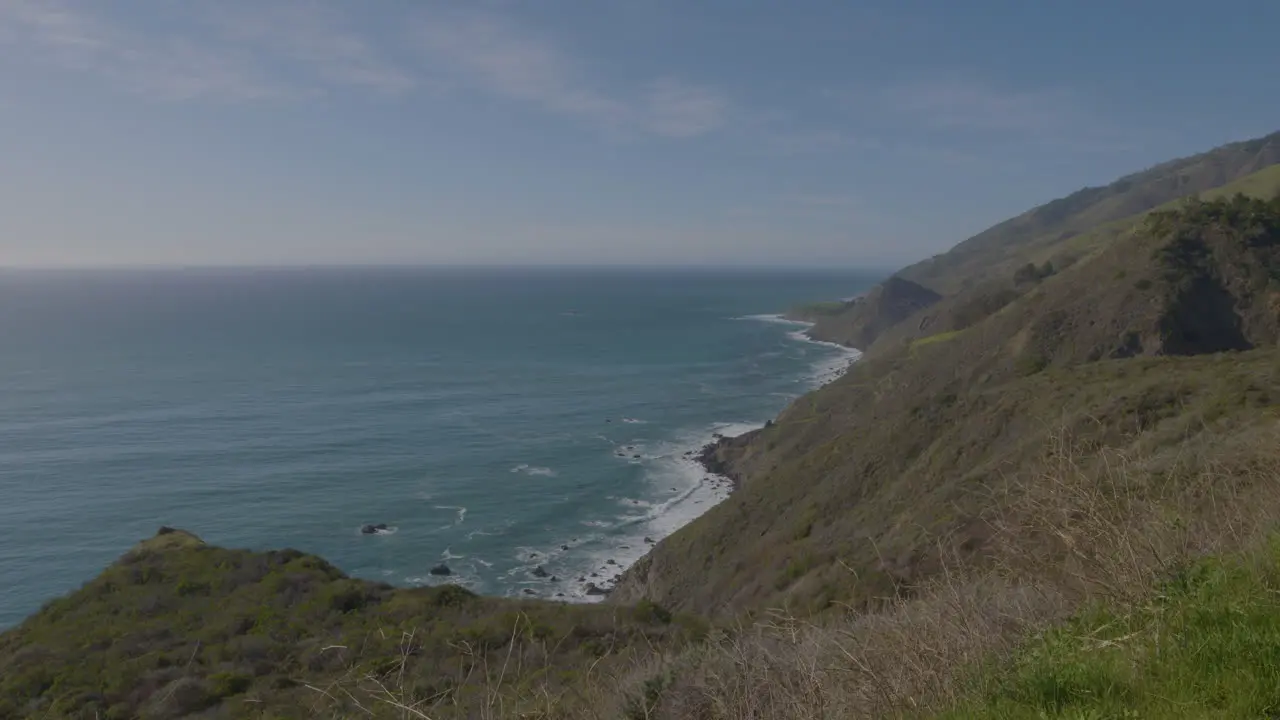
left=587, top=319, right=860, bottom=601
left=688, top=430, right=758, bottom=491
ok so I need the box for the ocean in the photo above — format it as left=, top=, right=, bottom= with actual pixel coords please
left=0, top=267, right=876, bottom=627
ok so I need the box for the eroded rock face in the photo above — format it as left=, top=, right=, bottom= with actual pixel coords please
left=808, top=277, right=941, bottom=350
left=583, top=583, right=611, bottom=596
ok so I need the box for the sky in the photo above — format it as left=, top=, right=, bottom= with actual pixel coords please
left=1, top=0, right=1278, bottom=268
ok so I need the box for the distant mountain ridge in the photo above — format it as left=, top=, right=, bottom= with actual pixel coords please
left=900, top=130, right=1280, bottom=293
left=808, top=131, right=1280, bottom=351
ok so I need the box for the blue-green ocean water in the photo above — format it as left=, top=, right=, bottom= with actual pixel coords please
left=0, top=268, right=876, bottom=626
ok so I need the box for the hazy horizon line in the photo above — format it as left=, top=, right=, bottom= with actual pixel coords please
left=0, top=262, right=899, bottom=274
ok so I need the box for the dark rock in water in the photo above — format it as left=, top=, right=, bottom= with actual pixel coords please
left=590, top=572, right=599, bottom=578
left=561, top=544, right=569, bottom=550
left=522, top=588, right=537, bottom=596
left=556, top=592, right=565, bottom=597
left=577, top=576, right=586, bottom=582
left=620, top=545, right=630, bottom=550
left=606, top=559, right=617, bottom=566
left=549, top=576, right=559, bottom=582
left=429, top=563, right=451, bottom=576
left=531, top=566, right=549, bottom=578
left=605, top=418, right=612, bottom=423
left=360, top=523, right=388, bottom=535
left=529, top=552, right=539, bottom=558
left=584, top=583, right=611, bottom=596
left=644, top=537, right=655, bottom=544
left=632, top=454, right=641, bottom=459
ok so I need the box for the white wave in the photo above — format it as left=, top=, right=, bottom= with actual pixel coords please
left=405, top=575, right=478, bottom=590
left=621, top=418, right=647, bottom=424
left=434, top=505, right=467, bottom=524
left=734, top=313, right=812, bottom=326
left=441, top=548, right=465, bottom=560
left=510, top=464, right=557, bottom=477
left=526, top=421, right=746, bottom=601
left=781, top=329, right=862, bottom=389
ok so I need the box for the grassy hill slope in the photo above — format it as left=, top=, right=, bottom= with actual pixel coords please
left=808, top=133, right=1280, bottom=350
left=614, top=193, right=1280, bottom=617
left=901, top=130, right=1280, bottom=295
left=0, top=529, right=701, bottom=719
left=859, top=163, right=1280, bottom=356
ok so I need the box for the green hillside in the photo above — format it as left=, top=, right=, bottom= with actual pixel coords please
left=810, top=158, right=1280, bottom=354
left=616, top=191, right=1280, bottom=618
left=0, top=529, right=701, bottom=719
left=939, top=538, right=1280, bottom=718
left=900, top=130, right=1280, bottom=295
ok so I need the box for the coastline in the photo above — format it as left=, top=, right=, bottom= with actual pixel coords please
left=689, top=316, right=860, bottom=491
left=566, top=313, right=860, bottom=600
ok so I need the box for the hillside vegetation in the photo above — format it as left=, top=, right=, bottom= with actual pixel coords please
left=5, top=133, right=1280, bottom=719
left=809, top=132, right=1280, bottom=350
left=0, top=529, right=702, bottom=719
left=616, top=191, right=1280, bottom=618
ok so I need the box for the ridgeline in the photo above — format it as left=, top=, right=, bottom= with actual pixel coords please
left=5, top=131, right=1280, bottom=719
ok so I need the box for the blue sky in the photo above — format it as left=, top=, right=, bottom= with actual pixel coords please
left=2, top=0, right=1277, bottom=268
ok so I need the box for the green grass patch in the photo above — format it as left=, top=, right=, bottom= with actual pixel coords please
left=910, top=329, right=965, bottom=349
left=937, top=538, right=1280, bottom=719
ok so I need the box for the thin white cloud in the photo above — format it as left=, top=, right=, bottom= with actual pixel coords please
left=879, top=75, right=1145, bottom=153
left=0, top=2, right=730, bottom=138
left=642, top=78, right=728, bottom=138
left=0, top=0, right=415, bottom=100
left=0, top=0, right=289, bottom=100
left=812, top=74, right=1142, bottom=154
left=414, top=8, right=625, bottom=123
left=883, top=77, right=1077, bottom=134
left=766, top=130, right=883, bottom=155
left=413, top=8, right=727, bottom=138
left=207, top=2, right=416, bottom=95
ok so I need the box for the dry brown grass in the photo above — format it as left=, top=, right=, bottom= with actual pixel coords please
left=306, top=421, right=1280, bottom=719
left=616, top=422, right=1280, bottom=719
